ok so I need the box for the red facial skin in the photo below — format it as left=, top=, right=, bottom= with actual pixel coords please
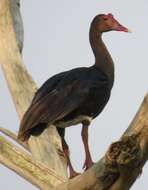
left=103, top=13, right=130, bottom=32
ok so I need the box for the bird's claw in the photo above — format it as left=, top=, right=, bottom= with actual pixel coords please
left=82, top=159, right=94, bottom=171
left=69, top=170, right=81, bottom=179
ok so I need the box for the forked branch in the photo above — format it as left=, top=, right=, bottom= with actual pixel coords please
left=0, top=0, right=147, bottom=190
left=0, top=0, right=67, bottom=179
left=0, top=135, right=66, bottom=190
left=0, top=127, right=29, bottom=150
left=54, top=93, right=148, bottom=190
left=0, top=93, right=147, bottom=190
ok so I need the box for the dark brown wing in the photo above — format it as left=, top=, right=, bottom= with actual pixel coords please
left=31, top=71, right=68, bottom=105
left=18, top=80, right=89, bottom=140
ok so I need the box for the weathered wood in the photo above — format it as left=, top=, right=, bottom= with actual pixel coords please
left=0, top=135, right=65, bottom=190
left=1, top=93, right=147, bottom=190
left=0, top=1, right=147, bottom=189
left=0, top=0, right=67, bottom=179
left=9, top=0, right=24, bottom=52
left=54, top=93, right=148, bottom=190
left=0, top=126, right=28, bottom=150
left=109, top=93, right=148, bottom=190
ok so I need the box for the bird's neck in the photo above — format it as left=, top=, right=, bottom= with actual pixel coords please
left=89, top=29, right=114, bottom=86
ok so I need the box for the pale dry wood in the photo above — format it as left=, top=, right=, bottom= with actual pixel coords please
left=0, top=135, right=66, bottom=190
left=109, top=93, right=148, bottom=190
left=0, top=0, right=67, bottom=179
left=0, top=0, right=147, bottom=189
left=54, top=93, right=148, bottom=190
left=9, top=0, right=24, bottom=52
left=0, top=126, right=29, bottom=150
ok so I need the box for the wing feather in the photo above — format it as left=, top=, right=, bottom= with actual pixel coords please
left=18, top=67, right=108, bottom=140
left=18, top=81, right=89, bottom=139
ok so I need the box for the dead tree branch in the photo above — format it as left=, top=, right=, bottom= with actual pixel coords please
left=0, top=0, right=147, bottom=190
left=0, top=126, right=29, bottom=150
left=0, top=0, right=67, bottom=180
left=0, top=135, right=66, bottom=190
left=54, top=93, right=148, bottom=190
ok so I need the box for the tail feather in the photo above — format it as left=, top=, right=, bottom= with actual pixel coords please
left=18, top=123, right=47, bottom=141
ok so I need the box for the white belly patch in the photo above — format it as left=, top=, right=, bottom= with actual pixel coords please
left=55, top=115, right=92, bottom=128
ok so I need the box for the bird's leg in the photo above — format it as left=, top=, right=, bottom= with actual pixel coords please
left=63, top=148, right=80, bottom=178
left=81, top=124, right=94, bottom=170
left=62, top=138, right=80, bottom=178
left=57, top=128, right=79, bottom=178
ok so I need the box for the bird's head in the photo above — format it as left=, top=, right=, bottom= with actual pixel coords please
left=91, top=13, right=130, bottom=33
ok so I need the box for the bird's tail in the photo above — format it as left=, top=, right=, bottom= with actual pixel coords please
left=18, top=123, right=47, bottom=142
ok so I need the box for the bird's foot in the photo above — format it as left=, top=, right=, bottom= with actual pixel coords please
left=69, top=170, right=81, bottom=179
left=82, top=159, right=94, bottom=171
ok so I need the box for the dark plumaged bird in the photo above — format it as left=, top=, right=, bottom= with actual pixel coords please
left=18, top=13, right=130, bottom=178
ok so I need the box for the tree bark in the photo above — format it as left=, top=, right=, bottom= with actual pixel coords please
left=0, top=0, right=147, bottom=190
left=0, top=135, right=65, bottom=190
left=54, top=93, right=148, bottom=190
left=0, top=126, right=28, bottom=150
left=0, top=0, right=67, bottom=179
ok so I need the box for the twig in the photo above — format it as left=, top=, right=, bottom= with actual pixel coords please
left=0, top=126, right=29, bottom=151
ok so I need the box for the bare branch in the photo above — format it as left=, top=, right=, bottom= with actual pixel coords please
left=9, top=0, right=24, bottom=52
left=0, top=1, right=147, bottom=190
left=0, top=93, right=147, bottom=190
left=0, top=126, right=29, bottom=151
left=54, top=93, right=148, bottom=190
left=0, top=135, right=66, bottom=190
left=0, top=0, right=67, bottom=179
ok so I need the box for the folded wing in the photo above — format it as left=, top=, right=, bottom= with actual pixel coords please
left=18, top=80, right=90, bottom=140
